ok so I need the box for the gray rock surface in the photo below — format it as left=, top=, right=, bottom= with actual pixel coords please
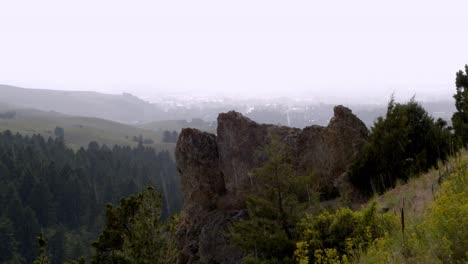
left=175, top=105, right=368, bottom=263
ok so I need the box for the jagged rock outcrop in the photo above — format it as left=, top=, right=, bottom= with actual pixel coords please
left=175, top=105, right=368, bottom=263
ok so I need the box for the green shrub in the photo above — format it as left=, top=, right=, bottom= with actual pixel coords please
left=295, top=202, right=398, bottom=263
left=420, top=160, right=468, bottom=261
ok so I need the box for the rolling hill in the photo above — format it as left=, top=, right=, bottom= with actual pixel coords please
left=0, top=84, right=160, bottom=123
left=0, top=107, right=174, bottom=151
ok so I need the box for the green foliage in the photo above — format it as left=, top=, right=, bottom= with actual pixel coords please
left=33, top=233, right=50, bottom=264
left=64, top=258, right=86, bottom=264
left=452, top=65, right=468, bottom=147
left=0, top=130, right=182, bottom=263
left=230, top=134, right=314, bottom=264
left=0, top=216, right=20, bottom=263
left=0, top=107, right=169, bottom=152
left=418, top=159, right=468, bottom=261
left=91, top=187, right=178, bottom=264
left=360, top=159, right=468, bottom=263
left=231, top=134, right=402, bottom=264
left=350, top=97, right=452, bottom=195
left=294, top=202, right=398, bottom=263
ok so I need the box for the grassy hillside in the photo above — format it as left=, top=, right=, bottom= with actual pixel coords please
left=375, top=151, right=466, bottom=221
left=291, top=152, right=467, bottom=264
left=357, top=152, right=468, bottom=263
left=0, top=108, right=174, bottom=151
left=0, top=101, right=15, bottom=111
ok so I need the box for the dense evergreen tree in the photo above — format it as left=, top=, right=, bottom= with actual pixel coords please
left=33, top=233, right=50, bottom=264
left=49, top=226, right=65, bottom=264
left=349, top=97, right=452, bottom=195
left=91, top=187, right=178, bottom=264
left=0, top=216, right=19, bottom=263
left=0, top=131, right=182, bottom=263
left=452, top=65, right=468, bottom=147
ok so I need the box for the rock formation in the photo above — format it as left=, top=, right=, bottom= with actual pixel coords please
left=175, top=105, right=368, bottom=263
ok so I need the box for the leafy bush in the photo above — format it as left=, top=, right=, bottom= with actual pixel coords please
left=419, top=159, right=468, bottom=261
left=294, top=202, right=398, bottom=263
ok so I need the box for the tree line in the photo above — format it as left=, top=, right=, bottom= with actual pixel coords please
left=0, top=132, right=182, bottom=263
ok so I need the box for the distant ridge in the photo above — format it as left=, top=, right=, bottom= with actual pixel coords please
left=0, top=84, right=456, bottom=128
left=0, top=84, right=157, bottom=123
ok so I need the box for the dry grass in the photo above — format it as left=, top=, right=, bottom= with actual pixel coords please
left=375, top=150, right=467, bottom=223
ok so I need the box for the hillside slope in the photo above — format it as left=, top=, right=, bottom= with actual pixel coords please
left=375, top=151, right=466, bottom=219
left=358, top=152, right=468, bottom=263
left=0, top=85, right=158, bottom=123
left=0, top=108, right=174, bottom=151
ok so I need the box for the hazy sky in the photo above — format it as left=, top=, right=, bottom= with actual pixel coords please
left=1, top=0, right=467, bottom=102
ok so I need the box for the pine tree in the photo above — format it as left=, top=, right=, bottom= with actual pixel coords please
left=33, top=233, right=50, bottom=264
left=452, top=65, right=468, bottom=147
left=0, top=217, right=19, bottom=263
left=230, top=134, right=313, bottom=264
left=350, top=97, right=452, bottom=195
left=91, top=187, right=178, bottom=264
left=0, top=130, right=182, bottom=262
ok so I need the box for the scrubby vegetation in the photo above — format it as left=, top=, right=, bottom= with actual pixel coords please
left=360, top=157, right=468, bottom=263
left=229, top=135, right=398, bottom=264
left=231, top=144, right=467, bottom=264
left=294, top=202, right=398, bottom=264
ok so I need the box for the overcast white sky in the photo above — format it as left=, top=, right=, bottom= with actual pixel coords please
left=0, top=0, right=467, bottom=102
